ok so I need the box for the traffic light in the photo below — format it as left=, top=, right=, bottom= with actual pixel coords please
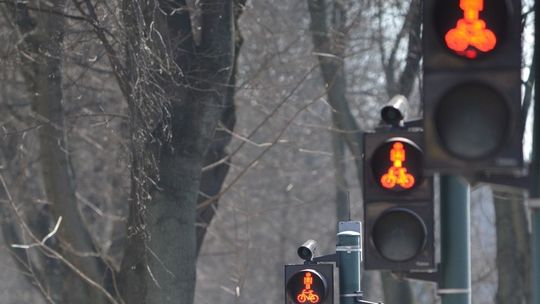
left=423, top=0, right=523, bottom=173
left=363, top=131, right=435, bottom=271
left=284, top=264, right=334, bottom=304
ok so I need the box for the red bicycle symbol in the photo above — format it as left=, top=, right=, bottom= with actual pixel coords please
left=381, top=166, right=415, bottom=189
left=296, top=289, right=320, bottom=303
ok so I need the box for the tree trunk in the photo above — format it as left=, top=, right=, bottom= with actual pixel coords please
left=118, top=1, right=236, bottom=303
left=306, top=0, right=363, bottom=201
left=196, top=1, right=245, bottom=253
left=493, top=189, right=531, bottom=304
left=10, top=2, right=107, bottom=303
left=332, top=131, right=350, bottom=221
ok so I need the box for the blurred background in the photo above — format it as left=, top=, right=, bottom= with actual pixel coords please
left=0, top=0, right=535, bottom=303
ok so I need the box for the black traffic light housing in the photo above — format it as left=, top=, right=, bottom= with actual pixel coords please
left=363, top=130, right=435, bottom=271
left=423, top=0, right=523, bottom=173
left=284, top=263, right=334, bottom=304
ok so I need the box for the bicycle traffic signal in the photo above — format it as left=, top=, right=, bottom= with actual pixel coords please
left=423, top=0, right=523, bottom=173
left=363, top=131, right=435, bottom=271
left=284, top=264, right=333, bottom=304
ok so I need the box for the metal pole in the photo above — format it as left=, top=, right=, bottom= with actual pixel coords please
left=439, top=175, right=471, bottom=304
left=531, top=1, right=540, bottom=303
left=337, top=221, right=362, bottom=304
left=533, top=206, right=540, bottom=304
left=531, top=90, right=540, bottom=304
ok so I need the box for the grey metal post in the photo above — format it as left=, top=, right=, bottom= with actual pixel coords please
left=337, top=221, right=362, bottom=304
left=439, top=175, right=471, bottom=304
left=533, top=206, right=540, bottom=304
left=531, top=1, right=540, bottom=302
left=531, top=88, right=540, bottom=304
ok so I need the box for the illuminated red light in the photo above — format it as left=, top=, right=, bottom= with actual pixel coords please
left=380, top=142, right=415, bottom=190
left=444, top=0, right=496, bottom=58
left=296, top=272, right=321, bottom=303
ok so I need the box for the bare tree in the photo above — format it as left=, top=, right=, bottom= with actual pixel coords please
left=307, top=0, right=362, bottom=221
left=2, top=1, right=109, bottom=303
left=1, top=0, right=244, bottom=303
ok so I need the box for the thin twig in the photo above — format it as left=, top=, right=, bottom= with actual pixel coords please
left=198, top=79, right=326, bottom=210
left=202, top=65, right=318, bottom=172
left=0, top=173, right=120, bottom=304
left=0, top=0, right=88, bottom=21
left=11, top=216, right=62, bottom=249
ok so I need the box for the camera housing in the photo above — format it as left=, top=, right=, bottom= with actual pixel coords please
left=297, top=239, right=318, bottom=261
left=381, top=95, right=409, bottom=126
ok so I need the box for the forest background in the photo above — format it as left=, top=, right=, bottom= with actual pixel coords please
left=0, top=0, right=536, bottom=303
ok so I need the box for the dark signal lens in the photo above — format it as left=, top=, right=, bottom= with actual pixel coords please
left=435, top=82, right=509, bottom=160
left=372, top=209, right=427, bottom=262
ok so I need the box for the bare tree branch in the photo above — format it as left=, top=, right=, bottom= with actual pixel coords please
left=0, top=173, right=120, bottom=304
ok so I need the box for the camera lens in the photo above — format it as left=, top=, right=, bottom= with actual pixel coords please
left=298, top=247, right=313, bottom=260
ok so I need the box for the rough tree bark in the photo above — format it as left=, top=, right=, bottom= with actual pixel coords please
left=7, top=2, right=108, bottom=303
left=117, top=1, right=238, bottom=303
left=196, top=0, right=245, bottom=254
left=493, top=189, right=531, bottom=304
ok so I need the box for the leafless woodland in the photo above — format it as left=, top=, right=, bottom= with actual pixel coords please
left=0, top=0, right=535, bottom=303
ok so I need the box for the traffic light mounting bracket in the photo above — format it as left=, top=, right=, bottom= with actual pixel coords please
left=396, top=263, right=441, bottom=284
left=356, top=300, right=384, bottom=304
left=307, top=253, right=338, bottom=265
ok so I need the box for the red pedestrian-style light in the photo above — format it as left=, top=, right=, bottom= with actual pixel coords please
left=370, top=138, right=422, bottom=192
left=296, top=272, right=320, bottom=303
left=444, top=0, right=496, bottom=58
left=380, top=142, right=416, bottom=190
